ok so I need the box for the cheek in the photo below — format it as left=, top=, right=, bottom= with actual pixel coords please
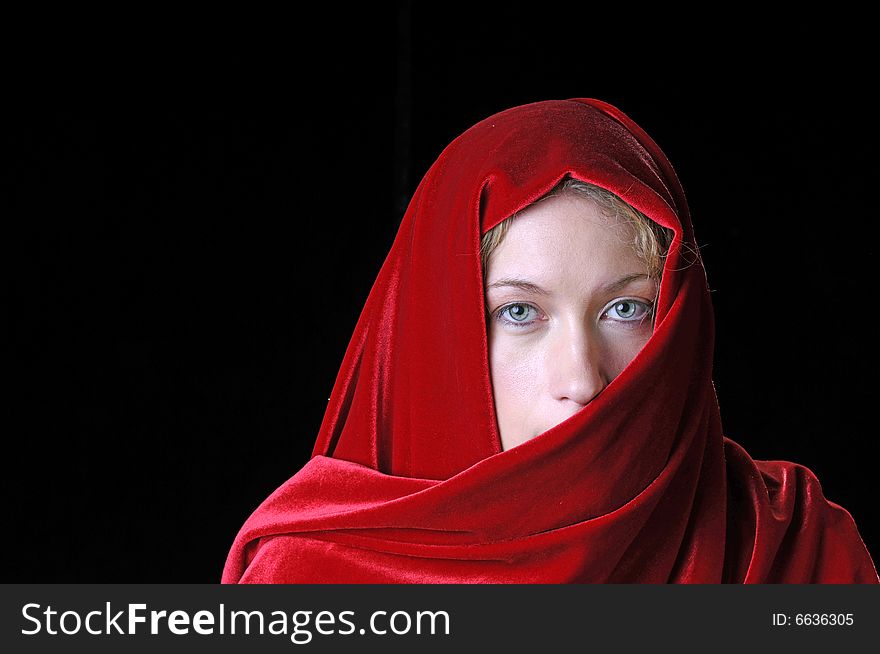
left=603, top=329, right=653, bottom=375
left=487, top=331, right=544, bottom=403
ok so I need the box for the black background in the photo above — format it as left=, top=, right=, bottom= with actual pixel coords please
left=5, top=6, right=877, bottom=581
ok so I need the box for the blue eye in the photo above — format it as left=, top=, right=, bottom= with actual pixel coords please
left=605, top=299, right=652, bottom=323
left=493, top=299, right=654, bottom=330
left=497, top=303, right=539, bottom=328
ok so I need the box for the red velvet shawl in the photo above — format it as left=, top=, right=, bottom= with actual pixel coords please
left=222, top=99, right=878, bottom=583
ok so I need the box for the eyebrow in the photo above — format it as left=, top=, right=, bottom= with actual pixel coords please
left=486, top=273, right=652, bottom=296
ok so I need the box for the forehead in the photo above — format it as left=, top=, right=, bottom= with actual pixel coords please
left=487, top=194, right=643, bottom=274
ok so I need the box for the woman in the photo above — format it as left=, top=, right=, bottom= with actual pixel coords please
left=222, top=98, right=878, bottom=583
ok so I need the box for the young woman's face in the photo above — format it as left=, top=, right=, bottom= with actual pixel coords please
left=485, top=193, right=658, bottom=451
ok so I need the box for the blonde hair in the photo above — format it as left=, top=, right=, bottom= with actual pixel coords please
left=480, top=177, right=674, bottom=285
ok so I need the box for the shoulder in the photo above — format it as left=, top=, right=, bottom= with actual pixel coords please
left=235, top=534, right=334, bottom=584
left=723, top=437, right=879, bottom=583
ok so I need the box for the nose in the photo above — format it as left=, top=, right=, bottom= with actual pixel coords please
left=549, top=320, right=609, bottom=406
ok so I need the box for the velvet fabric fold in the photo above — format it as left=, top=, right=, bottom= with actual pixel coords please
left=222, top=98, right=878, bottom=583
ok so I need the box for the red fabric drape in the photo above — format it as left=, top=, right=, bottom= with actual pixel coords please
left=222, top=99, right=878, bottom=583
